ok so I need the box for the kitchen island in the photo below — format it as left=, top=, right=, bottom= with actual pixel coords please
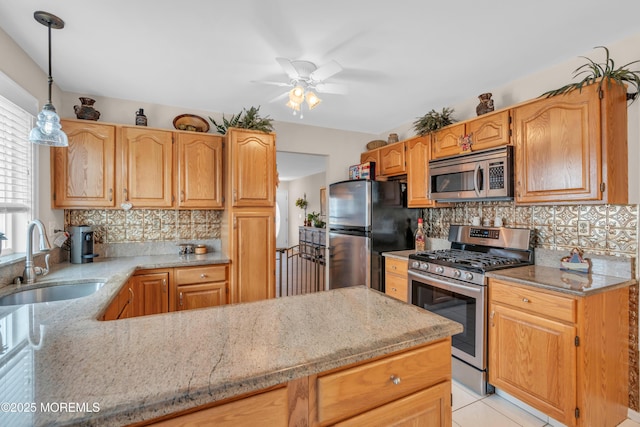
left=0, top=255, right=462, bottom=426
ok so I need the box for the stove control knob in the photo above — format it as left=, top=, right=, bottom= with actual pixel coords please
left=453, top=269, right=461, bottom=278
left=465, top=272, right=474, bottom=281
left=411, top=261, right=420, bottom=269
left=419, top=262, right=429, bottom=271
left=435, top=266, right=445, bottom=274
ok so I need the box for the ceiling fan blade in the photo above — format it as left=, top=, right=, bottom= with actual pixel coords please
left=269, top=91, right=290, bottom=103
left=275, top=57, right=299, bottom=80
left=252, top=80, right=293, bottom=87
left=314, top=82, right=348, bottom=95
left=309, top=60, right=343, bottom=82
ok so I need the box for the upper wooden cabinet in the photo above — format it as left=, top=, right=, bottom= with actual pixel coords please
left=359, top=149, right=379, bottom=166
left=432, top=110, right=510, bottom=159
left=176, top=133, right=223, bottom=209
left=379, top=141, right=406, bottom=176
left=53, top=120, right=116, bottom=208
left=120, top=127, right=174, bottom=208
left=513, top=83, right=628, bottom=204
left=406, top=135, right=437, bottom=208
left=227, top=128, right=275, bottom=207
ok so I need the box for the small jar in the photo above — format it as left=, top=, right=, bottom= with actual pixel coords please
left=136, top=108, right=147, bottom=126
left=195, top=245, right=207, bottom=254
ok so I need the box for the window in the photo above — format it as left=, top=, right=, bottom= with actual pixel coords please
left=0, top=94, right=34, bottom=256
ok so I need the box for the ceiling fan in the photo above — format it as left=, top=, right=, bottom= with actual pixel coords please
left=256, top=57, right=348, bottom=117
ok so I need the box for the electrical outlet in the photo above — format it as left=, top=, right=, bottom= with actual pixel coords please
left=48, top=221, right=61, bottom=235
left=577, top=220, right=590, bottom=236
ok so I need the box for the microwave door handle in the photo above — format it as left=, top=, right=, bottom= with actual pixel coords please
left=473, top=163, right=482, bottom=197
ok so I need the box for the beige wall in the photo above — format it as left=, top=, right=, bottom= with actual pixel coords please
left=286, top=172, right=326, bottom=246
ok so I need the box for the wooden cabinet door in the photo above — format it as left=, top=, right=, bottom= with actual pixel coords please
left=406, top=135, right=435, bottom=207
left=53, top=120, right=115, bottom=208
left=131, top=272, right=169, bottom=316
left=177, top=282, right=227, bottom=310
left=335, top=382, right=451, bottom=427
left=379, top=141, right=406, bottom=176
left=360, top=149, right=380, bottom=168
left=431, top=123, right=465, bottom=159
left=489, top=303, right=577, bottom=426
left=121, top=127, right=174, bottom=207
left=466, top=110, right=511, bottom=152
left=231, top=208, right=275, bottom=303
left=177, top=133, right=223, bottom=209
left=513, top=86, right=601, bottom=204
left=228, top=128, right=275, bottom=207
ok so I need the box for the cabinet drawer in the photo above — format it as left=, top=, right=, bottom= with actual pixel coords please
left=385, top=273, right=408, bottom=302
left=385, top=257, right=408, bottom=275
left=315, top=339, right=450, bottom=425
left=490, top=280, right=576, bottom=323
left=175, top=264, right=227, bottom=285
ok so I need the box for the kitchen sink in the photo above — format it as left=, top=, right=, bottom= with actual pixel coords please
left=0, top=281, right=105, bottom=306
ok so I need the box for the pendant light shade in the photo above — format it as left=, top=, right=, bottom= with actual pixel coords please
left=29, top=11, right=68, bottom=147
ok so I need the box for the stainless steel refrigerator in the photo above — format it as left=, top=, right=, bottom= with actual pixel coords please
left=328, top=179, right=419, bottom=291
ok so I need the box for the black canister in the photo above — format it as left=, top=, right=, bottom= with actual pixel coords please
left=135, top=108, right=147, bottom=126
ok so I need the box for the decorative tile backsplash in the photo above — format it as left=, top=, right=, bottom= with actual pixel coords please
left=424, top=202, right=638, bottom=258
left=65, top=209, right=222, bottom=243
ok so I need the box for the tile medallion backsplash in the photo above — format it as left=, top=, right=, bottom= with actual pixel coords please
left=65, top=209, right=222, bottom=244
left=424, top=202, right=638, bottom=258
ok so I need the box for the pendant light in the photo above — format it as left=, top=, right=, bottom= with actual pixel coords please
left=29, top=11, right=68, bottom=147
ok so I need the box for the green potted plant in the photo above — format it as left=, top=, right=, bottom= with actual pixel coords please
left=209, top=106, right=274, bottom=134
left=0, top=232, right=7, bottom=257
left=541, top=46, right=640, bottom=102
left=413, top=107, right=456, bottom=136
left=306, top=211, right=325, bottom=228
left=295, top=195, right=309, bottom=225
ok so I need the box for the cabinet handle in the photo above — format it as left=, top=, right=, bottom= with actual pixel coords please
left=522, top=297, right=530, bottom=303
left=390, top=375, right=401, bottom=385
left=109, top=188, right=113, bottom=202
left=233, top=189, right=237, bottom=203
left=180, top=190, right=185, bottom=203
left=123, top=188, right=129, bottom=201
left=128, top=287, right=134, bottom=305
left=490, top=310, right=495, bottom=327
left=391, top=287, right=397, bottom=292
left=179, top=292, right=183, bottom=307
left=200, top=273, right=207, bottom=279
left=162, top=279, right=167, bottom=293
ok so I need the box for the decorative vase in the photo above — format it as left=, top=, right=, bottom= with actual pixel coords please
left=74, top=97, right=101, bottom=121
left=388, top=133, right=399, bottom=144
left=476, top=93, right=494, bottom=116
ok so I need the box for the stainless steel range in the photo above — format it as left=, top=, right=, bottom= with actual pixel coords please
left=408, top=224, right=533, bottom=395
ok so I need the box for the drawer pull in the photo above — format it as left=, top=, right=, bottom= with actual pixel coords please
left=390, top=375, right=401, bottom=385
left=522, top=297, right=530, bottom=303
left=200, top=273, right=208, bottom=278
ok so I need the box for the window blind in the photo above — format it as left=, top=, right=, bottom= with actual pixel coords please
left=0, top=95, right=32, bottom=213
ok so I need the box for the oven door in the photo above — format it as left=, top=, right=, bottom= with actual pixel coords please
left=408, top=269, right=486, bottom=370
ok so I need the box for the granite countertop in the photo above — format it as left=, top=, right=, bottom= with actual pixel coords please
left=0, top=254, right=462, bottom=426
left=382, top=249, right=416, bottom=260
left=486, top=265, right=636, bottom=296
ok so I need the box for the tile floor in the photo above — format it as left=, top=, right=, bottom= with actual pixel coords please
left=452, top=381, right=640, bottom=427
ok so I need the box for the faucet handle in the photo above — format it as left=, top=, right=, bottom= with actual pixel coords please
left=34, top=254, right=51, bottom=277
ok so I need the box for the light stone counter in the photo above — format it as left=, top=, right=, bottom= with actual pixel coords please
left=0, top=254, right=462, bottom=426
left=486, top=265, right=636, bottom=296
left=382, top=249, right=416, bottom=261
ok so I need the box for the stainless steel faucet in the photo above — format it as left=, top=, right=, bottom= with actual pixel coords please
left=23, top=219, right=52, bottom=284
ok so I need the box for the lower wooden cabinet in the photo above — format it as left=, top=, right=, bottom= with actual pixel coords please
left=131, top=270, right=170, bottom=317
left=384, top=257, right=409, bottom=302
left=141, top=339, right=452, bottom=427
left=174, top=265, right=229, bottom=311
left=101, top=263, right=230, bottom=320
left=488, top=278, right=628, bottom=427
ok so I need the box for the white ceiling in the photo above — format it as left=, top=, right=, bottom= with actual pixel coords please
left=1, top=1, right=640, bottom=135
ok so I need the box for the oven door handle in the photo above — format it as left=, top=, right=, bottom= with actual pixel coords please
left=408, top=271, right=483, bottom=298
left=473, top=163, right=482, bottom=197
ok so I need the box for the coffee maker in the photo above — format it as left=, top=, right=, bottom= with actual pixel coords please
left=69, top=225, right=99, bottom=264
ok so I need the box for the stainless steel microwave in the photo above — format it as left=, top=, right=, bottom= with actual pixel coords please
left=428, top=146, right=513, bottom=201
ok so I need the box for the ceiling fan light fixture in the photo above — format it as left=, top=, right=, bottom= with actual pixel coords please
left=29, top=10, right=68, bottom=147
left=289, top=86, right=304, bottom=104
left=305, top=91, right=321, bottom=110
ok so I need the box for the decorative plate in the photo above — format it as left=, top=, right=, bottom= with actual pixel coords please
left=173, top=114, right=210, bottom=133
